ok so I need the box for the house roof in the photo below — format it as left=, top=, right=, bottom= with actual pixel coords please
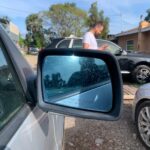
left=116, top=26, right=150, bottom=37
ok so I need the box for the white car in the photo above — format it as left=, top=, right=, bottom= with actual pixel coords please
left=133, top=83, right=150, bottom=149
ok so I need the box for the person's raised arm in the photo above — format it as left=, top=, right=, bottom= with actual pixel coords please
left=98, top=44, right=108, bottom=51
left=83, top=43, right=90, bottom=49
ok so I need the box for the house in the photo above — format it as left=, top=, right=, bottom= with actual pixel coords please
left=0, top=18, right=20, bottom=45
left=116, top=21, right=150, bottom=53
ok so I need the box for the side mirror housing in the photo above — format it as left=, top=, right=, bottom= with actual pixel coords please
left=37, top=49, right=123, bottom=120
left=115, top=48, right=123, bottom=56
left=122, top=50, right=128, bottom=55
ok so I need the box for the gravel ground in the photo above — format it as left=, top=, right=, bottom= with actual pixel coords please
left=24, top=54, right=37, bottom=69
left=64, top=100, right=146, bottom=150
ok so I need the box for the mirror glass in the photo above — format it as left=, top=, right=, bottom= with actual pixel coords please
left=42, top=55, right=113, bottom=112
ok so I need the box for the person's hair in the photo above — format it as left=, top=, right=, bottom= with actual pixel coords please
left=91, top=21, right=104, bottom=28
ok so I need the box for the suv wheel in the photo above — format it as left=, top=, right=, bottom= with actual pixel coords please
left=135, top=101, right=150, bottom=149
left=132, top=65, right=150, bottom=84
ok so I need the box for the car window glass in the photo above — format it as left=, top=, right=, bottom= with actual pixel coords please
left=97, top=40, right=121, bottom=54
left=57, top=40, right=70, bottom=48
left=72, top=39, right=82, bottom=48
left=0, top=42, right=25, bottom=131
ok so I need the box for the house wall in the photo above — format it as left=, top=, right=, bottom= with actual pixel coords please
left=9, top=22, right=19, bottom=36
left=140, top=31, right=150, bottom=53
left=118, top=33, right=138, bottom=50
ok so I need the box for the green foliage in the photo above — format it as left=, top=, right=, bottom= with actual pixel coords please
left=24, top=2, right=110, bottom=46
left=145, top=9, right=150, bottom=22
left=25, top=14, right=44, bottom=48
left=0, top=16, right=10, bottom=35
left=26, top=14, right=43, bottom=33
left=18, top=34, right=25, bottom=47
left=86, top=2, right=99, bottom=27
left=34, top=32, right=45, bottom=48
left=86, top=2, right=109, bottom=39
left=0, top=16, right=10, bottom=25
left=47, top=3, right=87, bottom=37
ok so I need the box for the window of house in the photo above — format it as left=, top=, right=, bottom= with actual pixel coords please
left=126, top=40, right=134, bottom=50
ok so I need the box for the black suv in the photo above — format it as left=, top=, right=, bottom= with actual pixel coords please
left=47, top=37, right=150, bottom=84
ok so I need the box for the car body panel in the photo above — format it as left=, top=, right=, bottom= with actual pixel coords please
left=132, top=83, right=150, bottom=121
left=117, top=53, right=150, bottom=73
left=5, top=107, right=64, bottom=150
left=0, top=25, right=65, bottom=150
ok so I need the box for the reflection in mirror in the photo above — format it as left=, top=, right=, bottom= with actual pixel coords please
left=42, top=55, right=113, bottom=112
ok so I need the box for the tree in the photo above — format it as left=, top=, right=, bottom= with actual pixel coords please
left=0, top=16, right=10, bottom=24
left=145, top=9, right=150, bottom=22
left=25, top=14, right=45, bottom=48
left=46, top=3, right=87, bottom=37
left=86, top=2, right=109, bottom=39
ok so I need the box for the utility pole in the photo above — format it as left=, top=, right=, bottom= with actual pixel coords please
left=137, top=15, right=143, bottom=51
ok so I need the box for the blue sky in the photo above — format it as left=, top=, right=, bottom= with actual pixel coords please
left=0, top=0, right=150, bottom=35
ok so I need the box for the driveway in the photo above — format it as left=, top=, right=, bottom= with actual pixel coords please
left=64, top=100, right=145, bottom=150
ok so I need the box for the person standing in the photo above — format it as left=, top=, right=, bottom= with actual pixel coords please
left=83, top=21, right=108, bottom=50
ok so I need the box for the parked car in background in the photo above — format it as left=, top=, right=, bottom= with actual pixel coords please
left=47, top=36, right=150, bottom=84
left=132, top=83, right=150, bottom=149
left=28, top=47, right=39, bottom=55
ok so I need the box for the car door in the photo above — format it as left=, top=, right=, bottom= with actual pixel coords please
left=115, top=54, right=133, bottom=74
left=97, top=39, right=131, bottom=73
left=0, top=28, right=64, bottom=150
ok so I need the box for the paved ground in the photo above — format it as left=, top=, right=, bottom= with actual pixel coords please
left=24, top=54, right=145, bottom=150
left=24, top=54, right=37, bottom=70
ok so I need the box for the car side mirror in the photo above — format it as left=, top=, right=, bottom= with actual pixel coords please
left=122, top=50, right=128, bottom=55
left=115, top=48, right=123, bottom=56
left=37, top=49, right=123, bottom=120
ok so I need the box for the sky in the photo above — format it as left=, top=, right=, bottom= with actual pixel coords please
left=0, top=0, right=150, bottom=35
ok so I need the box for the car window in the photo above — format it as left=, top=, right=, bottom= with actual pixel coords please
left=97, top=40, right=121, bottom=54
left=72, top=39, right=83, bottom=48
left=0, top=41, right=25, bottom=131
left=57, top=39, right=70, bottom=48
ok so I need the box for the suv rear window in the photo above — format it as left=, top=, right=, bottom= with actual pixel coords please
left=57, top=39, right=70, bottom=48
left=72, top=39, right=82, bottom=48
